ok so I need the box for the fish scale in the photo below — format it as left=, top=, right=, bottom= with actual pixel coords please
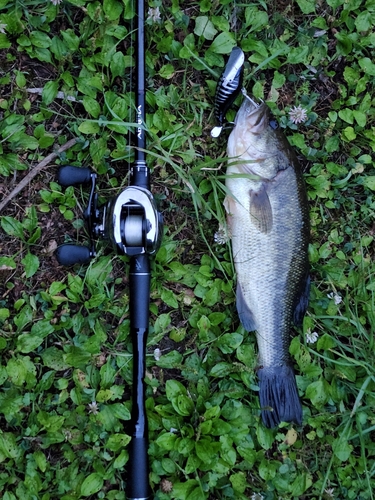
left=225, top=96, right=310, bottom=427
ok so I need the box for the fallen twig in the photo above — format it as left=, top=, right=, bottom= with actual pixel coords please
left=0, top=137, right=78, bottom=213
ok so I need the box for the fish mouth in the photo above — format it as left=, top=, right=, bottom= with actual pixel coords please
left=236, top=90, right=269, bottom=133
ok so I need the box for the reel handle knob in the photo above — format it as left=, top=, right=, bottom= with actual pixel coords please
left=55, top=244, right=92, bottom=266
left=57, top=166, right=92, bottom=187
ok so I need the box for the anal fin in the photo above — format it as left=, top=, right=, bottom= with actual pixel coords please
left=236, top=282, right=257, bottom=332
left=293, top=275, right=310, bottom=327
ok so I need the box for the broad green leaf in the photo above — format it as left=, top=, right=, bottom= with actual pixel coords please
left=96, top=389, right=113, bottom=402
left=166, top=379, right=187, bottom=400
left=0, top=33, right=11, bottom=49
left=272, top=71, right=285, bottom=89
left=29, top=31, right=51, bottom=48
left=194, top=16, right=217, bottom=40
left=210, top=362, right=233, bottom=377
left=358, top=57, right=375, bottom=76
left=342, top=126, right=356, bottom=141
left=172, top=480, right=199, bottom=500
left=64, top=346, right=92, bottom=368
left=295, top=0, right=316, bottom=13
left=155, top=432, right=177, bottom=450
left=80, top=473, right=104, bottom=496
left=363, top=176, right=375, bottom=190
left=110, top=51, right=126, bottom=78
left=0, top=256, right=16, bottom=270
left=159, top=63, right=175, bottom=79
left=50, top=36, right=68, bottom=59
left=103, top=0, right=123, bottom=20
left=317, top=333, right=336, bottom=351
left=338, top=108, right=353, bottom=124
left=113, top=449, right=128, bottom=468
left=333, top=435, right=353, bottom=462
left=325, top=135, right=339, bottom=153
left=17, top=334, right=43, bottom=353
left=217, top=333, right=243, bottom=354
left=1, top=216, right=24, bottom=239
left=33, top=450, right=48, bottom=472
left=61, top=29, right=80, bottom=51
left=160, top=287, right=179, bottom=308
left=15, top=71, right=26, bottom=87
left=287, top=45, right=309, bottom=64
left=21, top=252, right=39, bottom=278
left=78, top=120, right=100, bottom=134
left=0, top=433, right=21, bottom=459
left=0, top=308, right=10, bottom=322
left=256, top=425, right=274, bottom=450
left=326, top=0, right=344, bottom=6
left=156, top=350, right=182, bottom=368
left=195, top=439, right=218, bottom=462
left=355, top=11, right=372, bottom=32
left=305, top=379, right=330, bottom=407
left=230, top=472, right=247, bottom=493
left=82, top=95, right=101, bottom=118
left=6, top=356, right=36, bottom=387
left=86, top=1, right=105, bottom=23
left=106, top=434, right=131, bottom=452
left=209, top=32, right=235, bottom=54
left=171, top=394, right=194, bottom=416
left=290, top=472, right=313, bottom=495
left=177, top=437, right=195, bottom=456
left=42, top=81, right=59, bottom=106
left=353, top=110, right=366, bottom=127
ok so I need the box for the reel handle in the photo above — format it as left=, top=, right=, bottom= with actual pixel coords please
left=55, top=244, right=92, bottom=266
left=57, top=166, right=92, bottom=187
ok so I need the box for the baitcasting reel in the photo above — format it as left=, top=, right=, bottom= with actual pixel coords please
left=55, top=165, right=163, bottom=266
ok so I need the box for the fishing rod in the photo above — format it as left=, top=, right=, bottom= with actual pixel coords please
left=55, top=0, right=162, bottom=497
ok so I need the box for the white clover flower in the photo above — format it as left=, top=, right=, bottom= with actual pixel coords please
left=250, top=494, right=264, bottom=500
left=306, top=329, right=319, bottom=344
left=288, top=105, right=308, bottom=124
left=154, top=348, right=162, bottom=361
left=324, top=487, right=335, bottom=499
left=214, top=223, right=229, bottom=245
left=327, top=292, right=342, bottom=305
left=147, top=6, right=161, bottom=23
left=0, top=23, right=7, bottom=34
left=50, top=0, right=62, bottom=4
left=88, top=401, right=99, bottom=415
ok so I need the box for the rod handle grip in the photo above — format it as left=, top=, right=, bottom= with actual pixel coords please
left=126, top=437, right=150, bottom=500
left=57, top=166, right=92, bottom=187
left=55, top=244, right=92, bottom=266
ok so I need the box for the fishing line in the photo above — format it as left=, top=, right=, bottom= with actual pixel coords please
left=127, top=0, right=134, bottom=188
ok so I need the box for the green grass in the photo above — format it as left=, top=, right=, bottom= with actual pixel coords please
left=1, top=0, right=375, bottom=498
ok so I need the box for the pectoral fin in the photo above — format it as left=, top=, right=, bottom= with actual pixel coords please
left=249, top=185, right=273, bottom=234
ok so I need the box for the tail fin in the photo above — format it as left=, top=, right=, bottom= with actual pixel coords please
left=258, top=365, right=302, bottom=428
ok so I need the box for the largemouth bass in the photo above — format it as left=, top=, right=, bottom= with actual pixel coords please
left=225, top=94, right=310, bottom=427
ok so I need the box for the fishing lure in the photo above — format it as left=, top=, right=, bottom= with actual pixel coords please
left=211, top=46, right=245, bottom=138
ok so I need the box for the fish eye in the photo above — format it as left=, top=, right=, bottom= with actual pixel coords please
left=269, top=119, right=279, bottom=130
